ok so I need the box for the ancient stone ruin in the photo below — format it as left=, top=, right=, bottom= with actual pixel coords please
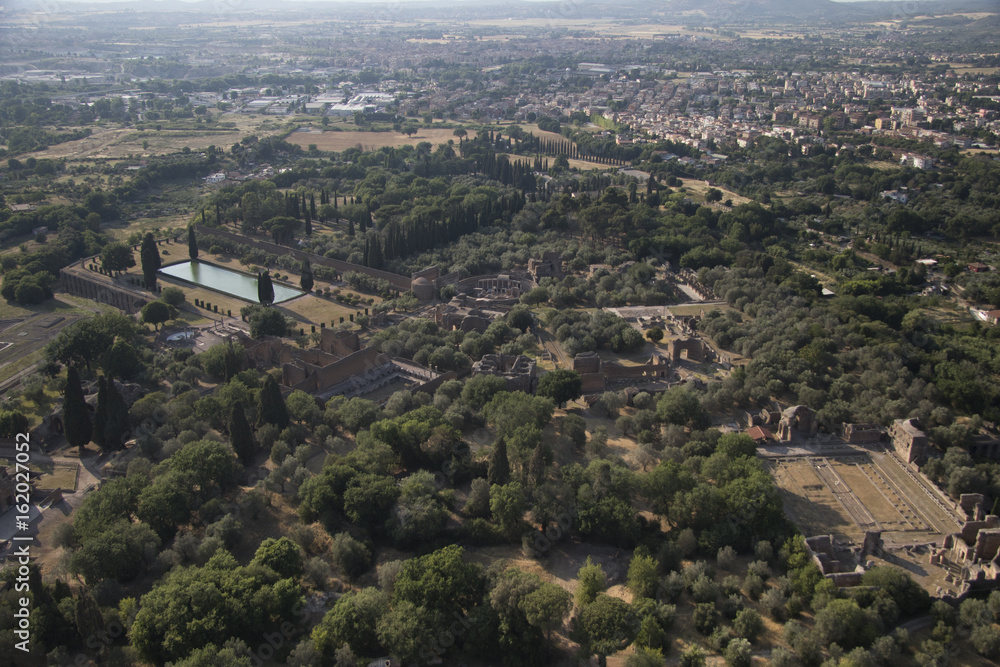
left=472, top=353, right=537, bottom=393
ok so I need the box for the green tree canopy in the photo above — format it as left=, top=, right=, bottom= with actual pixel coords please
left=392, top=545, right=484, bottom=618
left=656, top=387, right=708, bottom=428
left=69, top=519, right=159, bottom=585
left=490, top=481, right=526, bottom=535
left=252, top=537, right=303, bottom=579
left=46, top=312, right=143, bottom=370
left=536, top=369, right=583, bottom=407
left=129, top=550, right=301, bottom=663
left=101, top=241, right=135, bottom=275
left=141, top=300, right=172, bottom=330
left=312, top=587, right=388, bottom=658
left=575, top=557, right=607, bottom=607
left=580, top=594, right=638, bottom=660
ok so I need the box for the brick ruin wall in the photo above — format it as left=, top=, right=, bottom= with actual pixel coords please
left=60, top=268, right=148, bottom=314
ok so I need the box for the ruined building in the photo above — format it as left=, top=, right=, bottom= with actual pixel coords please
left=240, top=328, right=454, bottom=402
left=776, top=405, right=820, bottom=441
left=889, top=418, right=928, bottom=465
left=472, top=353, right=537, bottom=393
left=571, top=351, right=673, bottom=395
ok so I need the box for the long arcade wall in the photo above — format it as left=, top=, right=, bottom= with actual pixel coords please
left=60, top=266, right=148, bottom=314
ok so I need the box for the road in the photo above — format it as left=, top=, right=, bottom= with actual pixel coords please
left=536, top=328, right=571, bottom=369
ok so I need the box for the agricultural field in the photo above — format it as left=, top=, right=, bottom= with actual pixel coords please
left=25, top=114, right=285, bottom=161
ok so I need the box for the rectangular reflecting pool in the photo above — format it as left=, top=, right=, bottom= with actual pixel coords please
left=159, top=260, right=304, bottom=304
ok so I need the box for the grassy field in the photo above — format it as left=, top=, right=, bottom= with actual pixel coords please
left=286, top=127, right=475, bottom=152
left=27, top=114, right=287, bottom=161
left=678, top=178, right=752, bottom=206
left=451, top=18, right=727, bottom=40
left=0, top=458, right=78, bottom=491
left=0, top=294, right=120, bottom=390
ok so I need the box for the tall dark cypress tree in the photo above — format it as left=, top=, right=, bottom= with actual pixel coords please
left=257, top=375, right=290, bottom=430
left=140, top=232, right=161, bottom=290
left=300, top=258, right=314, bottom=292
left=258, top=271, right=275, bottom=306
left=488, top=437, right=510, bottom=486
left=102, top=379, right=130, bottom=453
left=529, top=442, right=546, bottom=487
left=188, top=226, right=198, bottom=260
left=62, top=366, right=92, bottom=456
left=93, top=376, right=107, bottom=451
left=230, top=403, right=256, bottom=464
left=309, top=193, right=316, bottom=219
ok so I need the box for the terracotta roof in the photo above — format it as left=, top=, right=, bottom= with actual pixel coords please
left=746, top=426, right=773, bottom=442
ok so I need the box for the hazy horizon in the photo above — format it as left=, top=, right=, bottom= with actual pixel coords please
left=39, top=0, right=977, bottom=4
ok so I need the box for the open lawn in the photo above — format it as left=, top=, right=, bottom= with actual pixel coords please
left=287, top=127, right=475, bottom=153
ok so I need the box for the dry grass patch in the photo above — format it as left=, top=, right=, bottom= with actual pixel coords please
left=287, top=128, right=475, bottom=153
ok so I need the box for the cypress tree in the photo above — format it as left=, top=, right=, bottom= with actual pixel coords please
left=102, top=379, right=130, bottom=452
left=258, top=270, right=275, bottom=306
left=74, top=587, right=105, bottom=644
left=222, top=339, right=242, bottom=381
left=529, top=442, right=546, bottom=487
left=257, top=375, right=290, bottom=430
left=347, top=217, right=355, bottom=237
left=488, top=436, right=510, bottom=486
left=305, top=209, right=312, bottom=236
left=230, top=403, right=256, bottom=464
left=140, top=232, right=161, bottom=290
left=188, top=226, right=198, bottom=260
left=309, top=193, right=316, bottom=219
left=93, top=376, right=107, bottom=451
left=300, top=258, right=314, bottom=292
left=62, top=366, right=92, bottom=456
